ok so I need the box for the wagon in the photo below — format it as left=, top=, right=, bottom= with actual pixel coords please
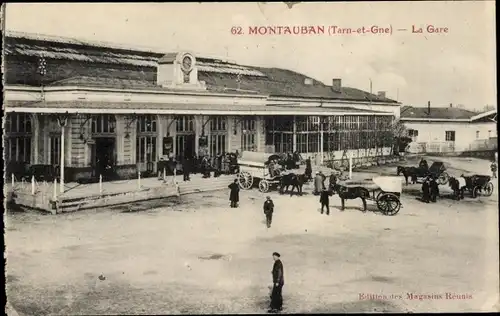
left=428, top=161, right=450, bottom=185
left=337, top=176, right=403, bottom=216
left=463, top=174, right=494, bottom=198
left=237, top=151, right=283, bottom=193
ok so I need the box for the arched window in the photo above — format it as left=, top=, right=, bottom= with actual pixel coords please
left=91, top=114, right=116, bottom=134
left=4, top=113, right=32, bottom=163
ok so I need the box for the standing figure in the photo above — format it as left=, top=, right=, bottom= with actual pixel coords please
left=228, top=179, right=240, bottom=208
left=313, top=172, right=326, bottom=195
left=421, top=177, right=430, bottom=203
left=269, top=252, right=284, bottom=313
left=320, top=189, right=330, bottom=215
left=328, top=172, right=338, bottom=192
left=491, top=160, right=497, bottom=179
left=214, top=154, right=222, bottom=178
left=183, top=156, right=191, bottom=182
left=202, top=155, right=211, bottom=178
left=429, top=177, right=439, bottom=202
left=263, top=196, right=274, bottom=228
left=305, top=157, right=312, bottom=181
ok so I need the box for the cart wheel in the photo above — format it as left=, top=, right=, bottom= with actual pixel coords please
left=377, top=193, right=401, bottom=216
left=238, top=171, right=253, bottom=190
left=438, top=172, right=449, bottom=185
left=471, top=186, right=478, bottom=198
left=258, top=179, right=270, bottom=193
left=483, top=182, right=494, bottom=197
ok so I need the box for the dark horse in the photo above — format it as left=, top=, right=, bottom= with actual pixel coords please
left=397, top=166, right=426, bottom=185
left=331, top=184, right=369, bottom=212
left=279, top=173, right=307, bottom=196
left=449, top=177, right=466, bottom=200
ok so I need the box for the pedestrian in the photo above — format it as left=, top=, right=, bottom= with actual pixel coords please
left=313, top=172, right=325, bottom=195
left=269, top=252, right=284, bottom=313
left=305, top=157, right=312, bottom=181
left=429, top=177, right=439, bottom=202
left=228, top=179, right=240, bottom=208
left=491, top=160, right=497, bottom=179
left=328, top=171, right=338, bottom=192
left=421, top=177, right=430, bottom=203
left=182, top=156, right=190, bottom=181
left=320, top=189, right=330, bottom=215
left=263, top=196, right=274, bottom=228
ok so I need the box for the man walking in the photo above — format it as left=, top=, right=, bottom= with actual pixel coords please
left=320, top=189, right=330, bottom=215
left=263, top=196, right=274, bottom=228
left=269, top=252, right=284, bottom=313
left=228, top=179, right=240, bottom=208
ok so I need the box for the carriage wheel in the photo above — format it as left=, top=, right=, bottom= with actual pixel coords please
left=258, top=179, right=270, bottom=193
left=238, top=171, right=253, bottom=190
left=438, top=172, right=449, bottom=185
left=377, top=193, right=401, bottom=216
left=483, top=182, right=494, bottom=197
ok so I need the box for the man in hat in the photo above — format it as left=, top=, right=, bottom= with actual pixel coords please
left=228, top=179, right=240, bottom=208
left=429, top=176, right=439, bottom=202
left=421, top=177, right=430, bottom=203
left=313, top=171, right=326, bottom=195
left=329, top=171, right=338, bottom=192
left=320, top=188, right=330, bottom=215
left=263, top=196, right=275, bottom=228
left=269, top=252, right=284, bottom=313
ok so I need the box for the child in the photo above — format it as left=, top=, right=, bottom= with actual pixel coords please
left=491, top=160, right=497, bottom=179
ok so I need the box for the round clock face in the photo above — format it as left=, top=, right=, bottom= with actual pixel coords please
left=182, top=56, right=193, bottom=71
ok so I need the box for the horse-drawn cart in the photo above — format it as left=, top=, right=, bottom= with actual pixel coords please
left=336, top=176, right=403, bottom=216
left=237, top=151, right=283, bottom=193
left=463, top=174, right=494, bottom=198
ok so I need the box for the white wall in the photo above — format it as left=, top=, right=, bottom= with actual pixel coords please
left=403, top=121, right=497, bottom=151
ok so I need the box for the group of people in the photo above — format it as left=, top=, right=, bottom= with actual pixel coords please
left=421, top=176, right=440, bottom=203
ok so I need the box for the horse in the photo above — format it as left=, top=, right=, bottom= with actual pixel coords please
left=279, top=173, right=307, bottom=196
left=449, top=177, right=466, bottom=200
left=397, top=166, right=424, bottom=185
left=331, top=184, right=369, bottom=212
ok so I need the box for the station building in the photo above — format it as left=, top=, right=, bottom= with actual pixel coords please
left=3, top=31, right=401, bottom=181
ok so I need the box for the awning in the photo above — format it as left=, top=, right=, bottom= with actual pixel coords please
left=4, top=100, right=393, bottom=116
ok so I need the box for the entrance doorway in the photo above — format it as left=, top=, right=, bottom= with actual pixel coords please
left=91, top=137, right=116, bottom=179
left=176, top=134, right=195, bottom=160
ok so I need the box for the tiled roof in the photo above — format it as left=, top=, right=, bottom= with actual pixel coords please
left=400, top=106, right=479, bottom=120
left=4, top=31, right=399, bottom=103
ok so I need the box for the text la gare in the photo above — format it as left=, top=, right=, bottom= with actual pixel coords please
left=412, top=24, right=448, bottom=34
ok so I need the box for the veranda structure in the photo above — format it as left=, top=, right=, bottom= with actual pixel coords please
left=3, top=31, right=400, bottom=188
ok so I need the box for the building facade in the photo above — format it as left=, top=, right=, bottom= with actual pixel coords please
left=401, top=105, right=497, bottom=153
left=4, top=31, right=401, bottom=181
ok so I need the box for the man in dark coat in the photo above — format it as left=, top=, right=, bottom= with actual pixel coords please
left=328, top=172, right=338, bottom=192
left=182, top=156, right=191, bottom=182
left=320, top=189, right=330, bottom=215
left=269, top=252, right=284, bottom=313
left=305, top=157, right=312, bottom=181
left=228, top=179, right=240, bottom=208
left=421, top=177, right=430, bottom=203
left=429, top=177, right=439, bottom=202
left=263, top=196, right=274, bottom=228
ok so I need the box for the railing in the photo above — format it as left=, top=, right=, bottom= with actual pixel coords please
left=468, top=138, right=498, bottom=151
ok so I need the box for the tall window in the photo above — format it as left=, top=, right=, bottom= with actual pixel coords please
left=408, top=129, right=419, bottom=142
left=136, top=115, right=157, bottom=163
left=210, top=116, right=227, bottom=156
left=176, top=115, right=194, bottom=133
left=5, top=113, right=32, bottom=163
left=445, top=131, right=456, bottom=142
left=91, top=114, right=116, bottom=134
left=265, top=116, right=293, bottom=153
left=296, top=116, right=320, bottom=153
left=241, top=117, right=256, bottom=151
left=49, top=136, right=61, bottom=165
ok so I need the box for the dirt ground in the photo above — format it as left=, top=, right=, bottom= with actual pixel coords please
left=5, top=156, right=499, bottom=314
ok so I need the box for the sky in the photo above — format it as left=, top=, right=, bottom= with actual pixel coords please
left=4, top=2, right=497, bottom=110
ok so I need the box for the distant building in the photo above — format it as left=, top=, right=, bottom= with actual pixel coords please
left=400, top=104, right=497, bottom=154
left=3, top=31, right=400, bottom=182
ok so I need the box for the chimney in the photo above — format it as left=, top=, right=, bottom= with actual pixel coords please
left=427, top=101, right=431, bottom=115
left=331, top=78, right=341, bottom=92
left=449, top=103, right=453, bottom=108
left=377, top=91, right=386, bottom=98
left=304, top=78, right=313, bottom=85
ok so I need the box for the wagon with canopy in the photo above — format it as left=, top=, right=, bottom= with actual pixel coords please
left=237, top=151, right=284, bottom=193
left=462, top=174, right=494, bottom=198
left=336, top=176, right=403, bottom=216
